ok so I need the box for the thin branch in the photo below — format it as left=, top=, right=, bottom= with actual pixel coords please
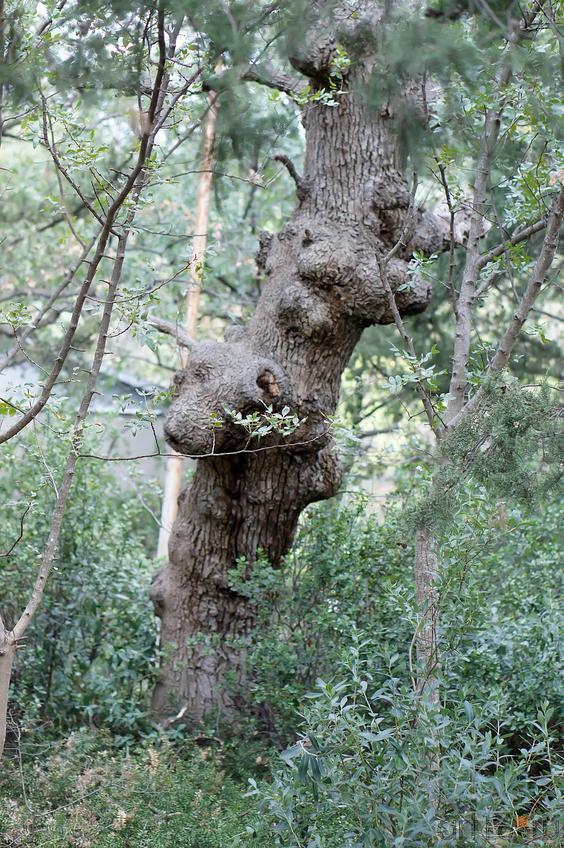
left=474, top=216, right=548, bottom=282
left=40, top=97, right=109, bottom=230
left=487, top=190, right=563, bottom=375
left=147, top=317, right=194, bottom=350
left=0, top=504, right=31, bottom=558
left=35, top=0, right=67, bottom=36
left=273, top=154, right=307, bottom=199
left=78, top=429, right=331, bottom=463
left=450, top=188, right=563, bottom=429
left=435, top=159, right=459, bottom=319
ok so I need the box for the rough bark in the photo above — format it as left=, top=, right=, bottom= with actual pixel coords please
left=151, top=8, right=448, bottom=721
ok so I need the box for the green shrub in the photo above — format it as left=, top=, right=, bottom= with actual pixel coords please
left=250, top=645, right=562, bottom=847
left=228, top=498, right=413, bottom=742
left=0, top=418, right=160, bottom=741
left=230, top=490, right=562, bottom=748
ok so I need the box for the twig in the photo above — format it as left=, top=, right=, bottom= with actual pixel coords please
left=273, top=154, right=307, bottom=199
left=0, top=503, right=31, bottom=557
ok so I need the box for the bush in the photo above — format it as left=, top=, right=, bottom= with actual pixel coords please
left=230, top=489, right=562, bottom=748
left=250, top=644, right=562, bottom=847
left=228, top=498, right=413, bottom=742
left=0, top=418, right=161, bottom=741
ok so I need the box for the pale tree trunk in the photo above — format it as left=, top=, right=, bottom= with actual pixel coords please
left=0, top=624, right=15, bottom=757
left=414, top=527, right=440, bottom=707
left=151, top=3, right=449, bottom=721
left=157, top=90, right=219, bottom=558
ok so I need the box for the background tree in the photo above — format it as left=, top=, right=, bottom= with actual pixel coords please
left=0, top=0, right=206, bottom=755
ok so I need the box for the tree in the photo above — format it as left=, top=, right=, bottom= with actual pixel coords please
left=149, top=1, right=451, bottom=720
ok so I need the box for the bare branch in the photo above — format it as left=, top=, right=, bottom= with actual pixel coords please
left=0, top=503, right=31, bottom=558
left=147, top=317, right=194, bottom=350
left=241, top=61, right=306, bottom=96
left=435, top=159, right=459, bottom=319
left=450, top=188, right=563, bottom=429
left=273, top=153, right=307, bottom=199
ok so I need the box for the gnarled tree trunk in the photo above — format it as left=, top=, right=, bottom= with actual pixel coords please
left=151, top=9, right=447, bottom=721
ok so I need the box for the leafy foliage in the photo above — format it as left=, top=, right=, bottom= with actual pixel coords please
left=250, top=645, right=562, bottom=848
left=0, top=415, right=160, bottom=741
left=228, top=486, right=562, bottom=748
left=408, top=383, right=563, bottom=532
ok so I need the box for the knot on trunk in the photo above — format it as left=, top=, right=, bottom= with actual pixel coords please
left=255, top=230, right=273, bottom=271
left=291, top=221, right=432, bottom=324
left=164, top=340, right=292, bottom=456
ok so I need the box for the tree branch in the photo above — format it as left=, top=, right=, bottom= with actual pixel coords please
left=474, top=216, right=548, bottom=280
left=445, top=19, right=521, bottom=424
left=435, top=159, right=459, bottom=319
left=0, top=6, right=171, bottom=447
left=147, top=317, right=194, bottom=350
left=487, top=189, right=562, bottom=375
left=450, top=188, right=563, bottom=429
left=241, top=62, right=306, bottom=96
left=273, top=154, right=307, bottom=199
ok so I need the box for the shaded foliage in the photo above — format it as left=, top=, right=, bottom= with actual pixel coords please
left=0, top=414, right=160, bottom=741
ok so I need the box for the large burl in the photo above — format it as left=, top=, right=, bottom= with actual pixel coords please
left=164, top=338, right=292, bottom=456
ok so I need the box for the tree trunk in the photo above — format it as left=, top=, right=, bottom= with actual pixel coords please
left=414, top=526, right=440, bottom=708
left=0, top=633, right=15, bottom=757
left=151, top=15, right=448, bottom=721
left=156, top=89, right=219, bottom=559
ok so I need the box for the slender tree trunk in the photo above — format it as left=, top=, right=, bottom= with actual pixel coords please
left=414, top=526, right=440, bottom=707
left=157, top=90, right=219, bottom=558
left=0, top=630, right=15, bottom=757
left=151, top=14, right=449, bottom=720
